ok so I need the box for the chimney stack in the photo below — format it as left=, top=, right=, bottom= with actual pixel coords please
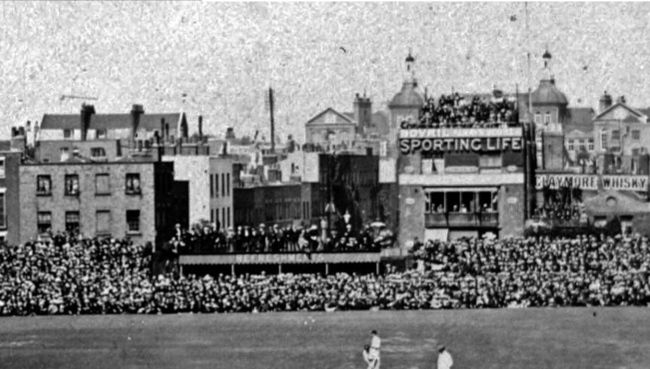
left=80, top=104, right=95, bottom=141
left=130, top=104, right=145, bottom=150
left=599, top=91, right=613, bottom=113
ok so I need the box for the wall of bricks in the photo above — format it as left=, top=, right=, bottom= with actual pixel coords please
left=18, top=162, right=158, bottom=244
left=0, top=151, right=22, bottom=245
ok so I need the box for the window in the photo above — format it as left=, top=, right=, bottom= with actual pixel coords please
left=479, top=154, right=502, bottom=168
left=0, top=193, right=5, bottom=229
left=95, top=129, right=107, bottom=140
left=544, top=112, right=551, bottom=124
left=0, top=157, right=5, bottom=178
left=126, top=210, right=140, bottom=233
left=63, top=129, right=72, bottom=139
left=611, top=130, right=620, bottom=142
left=600, top=130, right=608, bottom=150
left=96, top=210, right=111, bottom=235
left=210, top=174, right=214, bottom=198
left=227, top=207, right=230, bottom=228
left=91, top=147, right=106, bottom=158
left=214, top=174, right=219, bottom=198
left=95, top=173, right=110, bottom=195
left=226, top=173, right=231, bottom=196
left=588, top=138, right=595, bottom=151
left=125, top=173, right=141, bottom=194
left=36, top=175, right=52, bottom=195
left=632, top=130, right=641, bottom=140
left=64, top=174, right=80, bottom=196
left=221, top=173, right=226, bottom=197
left=65, top=211, right=80, bottom=233
left=60, top=147, right=70, bottom=161
left=534, top=113, right=541, bottom=125
left=37, top=212, right=52, bottom=234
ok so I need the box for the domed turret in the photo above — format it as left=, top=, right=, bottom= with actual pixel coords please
left=389, top=82, right=424, bottom=108
left=390, top=51, right=424, bottom=108
left=532, top=48, right=568, bottom=106
left=531, top=80, right=569, bottom=105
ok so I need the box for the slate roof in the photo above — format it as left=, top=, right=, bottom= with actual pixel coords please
left=41, top=113, right=184, bottom=131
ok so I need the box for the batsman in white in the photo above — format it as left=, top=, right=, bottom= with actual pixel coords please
left=362, top=344, right=380, bottom=369
left=437, top=344, right=453, bottom=369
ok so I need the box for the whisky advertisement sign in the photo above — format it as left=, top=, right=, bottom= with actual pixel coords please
left=535, top=174, right=648, bottom=191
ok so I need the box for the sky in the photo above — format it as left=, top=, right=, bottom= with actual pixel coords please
left=1, top=2, right=650, bottom=142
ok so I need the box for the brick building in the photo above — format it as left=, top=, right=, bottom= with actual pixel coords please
left=233, top=183, right=307, bottom=228
left=0, top=128, right=26, bottom=245
left=18, top=160, right=183, bottom=246
left=163, top=155, right=234, bottom=230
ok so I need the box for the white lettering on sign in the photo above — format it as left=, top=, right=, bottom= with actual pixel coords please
left=535, top=174, right=648, bottom=191
left=400, top=137, right=523, bottom=154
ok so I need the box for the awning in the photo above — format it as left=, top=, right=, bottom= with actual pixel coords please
left=180, top=252, right=381, bottom=265
left=424, top=187, right=498, bottom=193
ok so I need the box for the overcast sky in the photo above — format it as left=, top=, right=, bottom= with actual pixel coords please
left=1, top=2, right=650, bottom=141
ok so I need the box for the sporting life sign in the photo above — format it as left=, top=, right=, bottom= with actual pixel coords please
left=399, top=128, right=523, bottom=155
left=535, top=174, right=648, bottom=191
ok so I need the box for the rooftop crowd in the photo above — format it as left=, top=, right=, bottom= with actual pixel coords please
left=173, top=222, right=394, bottom=254
left=403, top=92, right=519, bottom=129
left=1, top=232, right=649, bottom=316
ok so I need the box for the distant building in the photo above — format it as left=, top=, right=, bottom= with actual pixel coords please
left=163, top=155, right=234, bottom=230
left=305, top=94, right=389, bottom=154
left=17, top=160, right=183, bottom=247
left=0, top=128, right=26, bottom=245
left=36, top=104, right=190, bottom=163
left=233, top=183, right=306, bottom=229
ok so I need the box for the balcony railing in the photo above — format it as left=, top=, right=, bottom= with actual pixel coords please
left=425, top=212, right=499, bottom=228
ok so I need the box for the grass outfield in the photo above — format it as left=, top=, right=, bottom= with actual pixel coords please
left=1, top=308, right=649, bottom=369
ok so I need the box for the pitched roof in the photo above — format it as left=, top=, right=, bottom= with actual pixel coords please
left=564, top=107, right=595, bottom=133
left=305, top=108, right=356, bottom=126
left=594, top=102, right=644, bottom=121
left=41, top=113, right=184, bottom=131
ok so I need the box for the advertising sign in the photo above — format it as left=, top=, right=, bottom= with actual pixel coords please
left=535, top=174, right=648, bottom=191
left=399, top=136, right=523, bottom=154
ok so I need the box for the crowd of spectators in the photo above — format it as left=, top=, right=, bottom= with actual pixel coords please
left=174, top=223, right=392, bottom=254
left=1, top=233, right=649, bottom=316
left=403, top=93, right=518, bottom=129
left=533, top=204, right=586, bottom=223
left=411, top=235, right=650, bottom=308
left=534, top=185, right=587, bottom=224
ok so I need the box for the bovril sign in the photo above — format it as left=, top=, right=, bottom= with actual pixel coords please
left=535, top=174, right=648, bottom=191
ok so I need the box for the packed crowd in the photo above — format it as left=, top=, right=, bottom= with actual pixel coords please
left=533, top=204, right=586, bottom=223
left=403, top=93, right=518, bottom=129
left=411, top=235, right=650, bottom=308
left=1, top=233, right=649, bottom=316
left=174, top=223, right=393, bottom=254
